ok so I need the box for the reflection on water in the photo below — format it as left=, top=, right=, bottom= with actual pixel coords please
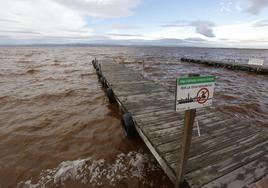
left=0, top=46, right=267, bottom=187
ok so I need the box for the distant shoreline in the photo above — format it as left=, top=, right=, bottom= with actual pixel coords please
left=0, top=44, right=268, bottom=50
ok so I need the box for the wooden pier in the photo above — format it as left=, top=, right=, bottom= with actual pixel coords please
left=181, top=58, right=268, bottom=75
left=92, top=59, right=268, bottom=187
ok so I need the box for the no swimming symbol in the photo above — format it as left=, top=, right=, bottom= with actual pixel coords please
left=196, top=88, right=209, bottom=104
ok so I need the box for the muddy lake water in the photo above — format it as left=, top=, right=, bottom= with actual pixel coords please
left=0, top=46, right=267, bottom=187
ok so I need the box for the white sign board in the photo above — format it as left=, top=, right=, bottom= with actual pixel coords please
left=175, top=76, right=215, bottom=112
left=248, top=58, right=264, bottom=66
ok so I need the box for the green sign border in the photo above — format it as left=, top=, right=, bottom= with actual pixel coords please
left=177, top=75, right=215, bottom=85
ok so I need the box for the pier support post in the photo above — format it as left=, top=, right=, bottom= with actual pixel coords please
left=175, top=109, right=196, bottom=188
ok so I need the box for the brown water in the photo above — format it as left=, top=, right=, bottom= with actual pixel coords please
left=0, top=46, right=267, bottom=188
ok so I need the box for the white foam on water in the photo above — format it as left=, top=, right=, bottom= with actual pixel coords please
left=17, top=151, right=161, bottom=187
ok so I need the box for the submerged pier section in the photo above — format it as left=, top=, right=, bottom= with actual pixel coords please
left=92, top=59, right=268, bottom=188
left=181, top=57, right=268, bottom=75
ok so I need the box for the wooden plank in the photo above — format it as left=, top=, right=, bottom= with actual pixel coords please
left=169, top=131, right=267, bottom=173
left=106, top=76, right=144, bottom=82
left=124, top=99, right=175, bottom=111
left=132, top=106, right=175, bottom=116
left=187, top=133, right=268, bottom=173
left=140, top=111, right=227, bottom=132
left=126, top=103, right=174, bottom=115
left=133, top=108, right=217, bottom=126
left=166, top=127, right=261, bottom=165
left=117, top=92, right=174, bottom=108
left=145, top=115, right=227, bottom=140
left=186, top=140, right=268, bottom=187
left=115, top=87, right=166, bottom=97
left=161, top=120, right=247, bottom=159
left=109, top=80, right=150, bottom=85
left=154, top=119, right=244, bottom=150
left=106, top=75, right=144, bottom=81
left=135, top=111, right=179, bottom=124
left=202, top=153, right=268, bottom=188
left=136, top=110, right=220, bottom=122
left=188, top=129, right=261, bottom=157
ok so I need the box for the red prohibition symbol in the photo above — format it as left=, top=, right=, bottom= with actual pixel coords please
left=196, top=88, right=209, bottom=104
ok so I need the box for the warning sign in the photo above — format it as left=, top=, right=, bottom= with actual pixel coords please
left=196, top=88, right=209, bottom=104
left=175, top=76, right=215, bottom=112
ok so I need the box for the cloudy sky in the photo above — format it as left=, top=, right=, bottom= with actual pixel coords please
left=0, top=0, right=268, bottom=48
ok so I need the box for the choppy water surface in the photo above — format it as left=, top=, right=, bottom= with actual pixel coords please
left=0, top=46, right=267, bottom=188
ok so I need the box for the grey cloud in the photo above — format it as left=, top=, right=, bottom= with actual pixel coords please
left=161, top=20, right=216, bottom=38
left=191, top=20, right=216, bottom=38
left=253, top=19, right=268, bottom=27
left=244, top=0, right=268, bottom=15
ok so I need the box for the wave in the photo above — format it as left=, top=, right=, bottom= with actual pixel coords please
left=17, top=151, right=160, bottom=188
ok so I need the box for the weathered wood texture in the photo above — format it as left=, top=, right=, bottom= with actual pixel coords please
left=181, top=58, right=268, bottom=75
left=176, top=109, right=196, bottom=188
left=94, top=59, right=268, bottom=188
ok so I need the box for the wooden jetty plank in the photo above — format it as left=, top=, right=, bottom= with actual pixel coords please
left=169, top=130, right=266, bottom=171
left=117, top=92, right=174, bottom=108
left=136, top=110, right=221, bottom=123
left=139, top=111, right=226, bottom=132
left=134, top=108, right=218, bottom=119
left=123, top=96, right=174, bottom=110
left=157, top=120, right=248, bottom=157
left=158, top=128, right=259, bottom=157
left=128, top=104, right=175, bottom=116
left=186, top=133, right=268, bottom=173
left=94, top=59, right=268, bottom=188
left=162, top=121, right=252, bottom=162
left=144, top=115, right=228, bottom=140
left=116, top=87, right=166, bottom=97
left=137, top=109, right=218, bottom=128
left=202, top=153, right=268, bottom=188
left=186, top=140, right=268, bottom=187
left=124, top=99, right=174, bottom=112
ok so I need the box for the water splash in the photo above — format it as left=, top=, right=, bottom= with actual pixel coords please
left=17, top=151, right=161, bottom=188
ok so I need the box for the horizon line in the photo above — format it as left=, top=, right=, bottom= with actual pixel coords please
left=0, top=43, right=268, bottom=50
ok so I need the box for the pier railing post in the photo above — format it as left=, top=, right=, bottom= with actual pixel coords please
left=175, top=109, right=196, bottom=188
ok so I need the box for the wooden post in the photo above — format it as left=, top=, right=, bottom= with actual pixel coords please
left=175, top=73, right=199, bottom=188
left=175, top=109, right=196, bottom=188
